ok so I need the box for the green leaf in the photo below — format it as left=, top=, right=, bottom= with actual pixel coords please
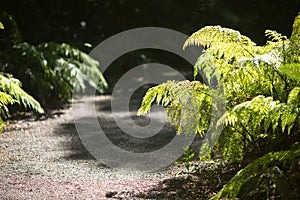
left=211, top=150, right=300, bottom=200
left=138, top=80, right=212, bottom=136
left=183, top=26, right=256, bottom=62
left=287, top=87, right=300, bottom=106
left=265, top=30, right=287, bottom=42
left=9, top=42, right=108, bottom=103
left=291, top=12, right=300, bottom=41
left=0, top=73, right=44, bottom=114
left=280, top=63, right=300, bottom=81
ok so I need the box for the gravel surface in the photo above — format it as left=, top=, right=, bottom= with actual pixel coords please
left=0, top=95, right=193, bottom=200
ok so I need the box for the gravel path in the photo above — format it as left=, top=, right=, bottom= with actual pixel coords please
left=0, top=95, right=190, bottom=200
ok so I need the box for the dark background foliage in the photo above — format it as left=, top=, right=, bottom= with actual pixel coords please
left=1, top=0, right=299, bottom=48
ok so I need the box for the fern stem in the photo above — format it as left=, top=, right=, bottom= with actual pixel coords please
left=239, top=44, right=255, bottom=58
left=239, top=122, right=262, bottom=155
left=271, top=64, right=290, bottom=91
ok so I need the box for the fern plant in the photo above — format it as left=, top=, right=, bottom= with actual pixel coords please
left=0, top=73, right=44, bottom=113
left=0, top=15, right=108, bottom=105
left=1, top=42, right=108, bottom=104
left=0, top=73, right=44, bottom=131
left=138, top=80, right=212, bottom=136
left=138, top=13, right=300, bottom=199
left=37, top=42, right=108, bottom=100
left=217, top=94, right=299, bottom=163
left=0, top=91, right=15, bottom=129
left=212, top=148, right=300, bottom=199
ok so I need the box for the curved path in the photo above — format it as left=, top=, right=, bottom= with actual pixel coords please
left=0, top=94, right=195, bottom=199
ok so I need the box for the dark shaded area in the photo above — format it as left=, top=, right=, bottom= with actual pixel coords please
left=1, top=0, right=299, bottom=48
left=53, top=95, right=174, bottom=162
left=98, top=118, right=176, bottom=153
left=111, top=161, right=238, bottom=199
left=103, top=49, right=195, bottom=90
left=55, top=94, right=203, bottom=162
left=56, top=96, right=176, bottom=156
left=126, top=163, right=300, bottom=200
left=54, top=122, right=96, bottom=160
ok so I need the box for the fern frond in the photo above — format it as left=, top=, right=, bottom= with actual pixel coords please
left=193, top=52, right=226, bottom=84
left=76, top=50, right=108, bottom=93
left=215, top=96, right=288, bottom=161
left=0, top=73, right=44, bottom=113
left=281, top=109, right=298, bottom=134
left=262, top=102, right=281, bottom=132
left=0, top=91, right=15, bottom=117
left=222, top=132, right=244, bottom=162
left=183, top=26, right=256, bottom=61
left=138, top=80, right=212, bottom=136
left=0, top=74, right=43, bottom=132
left=7, top=42, right=108, bottom=103
left=37, top=42, right=108, bottom=93
left=238, top=49, right=283, bottom=69
left=14, top=42, right=50, bottom=75
left=291, top=12, right=300, bottom=41
left=211, top=149, right=300, bottom=200
left=280, top=63, right=300, bottom=81
left=265, top=30, right=287, bottom=42
left=184, top=26, right=254, bottom=49
left=218, top=95, right=275, bottom=128
left=287, top=87, right=300, bottom=106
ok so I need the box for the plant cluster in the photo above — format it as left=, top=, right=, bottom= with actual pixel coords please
left=2, top=41, right=108, bottom=104
left=138, top=13, right=300, bottom=199
left=0, top=14, right=107, bottom=130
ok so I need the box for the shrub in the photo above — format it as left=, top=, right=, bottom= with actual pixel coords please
left=138, top=13, right=300, bottom=199
left=0, top=13, right=108, bottom=105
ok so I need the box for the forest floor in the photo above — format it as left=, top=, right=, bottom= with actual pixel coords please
left=0, top=95, right=235, bottom=200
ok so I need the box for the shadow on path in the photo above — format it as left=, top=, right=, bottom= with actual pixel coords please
left=54, top=95, right=178, bottom=161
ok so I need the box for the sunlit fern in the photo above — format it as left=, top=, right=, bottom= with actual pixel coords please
left=138, top=12, right=300, bottom=200
left=138, top=80, right=212, bottom=136
left=0, top=73, right=44, bottom=130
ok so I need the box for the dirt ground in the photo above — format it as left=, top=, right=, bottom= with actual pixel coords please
left=0, top=95, right=230, bottom=200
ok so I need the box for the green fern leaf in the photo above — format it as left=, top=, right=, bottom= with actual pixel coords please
left=281, top=109, right=298, bottom=134
left=37, top=42, right=108, bottom=96
left=183, top=26, right=254, bottom=49
left=280, top=63, right=300, bottom=81
left=6, top=42, right=108, bottom=103
left=138, top=80, right=212, bottom=136
left=137, top=87, right=158, bottom=115
left=211, top=149, right=300, bottom=200
left=0, top=91, right=16, bottom=118
left=0, top=73, right=44, bottom=114
left=291, top=12, right=300, bottom=41
left=183, top=26, right=256, bottom=62
left=287, top=87, right=300, bottom=106
left=265, top=30, right=287, bottom=42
